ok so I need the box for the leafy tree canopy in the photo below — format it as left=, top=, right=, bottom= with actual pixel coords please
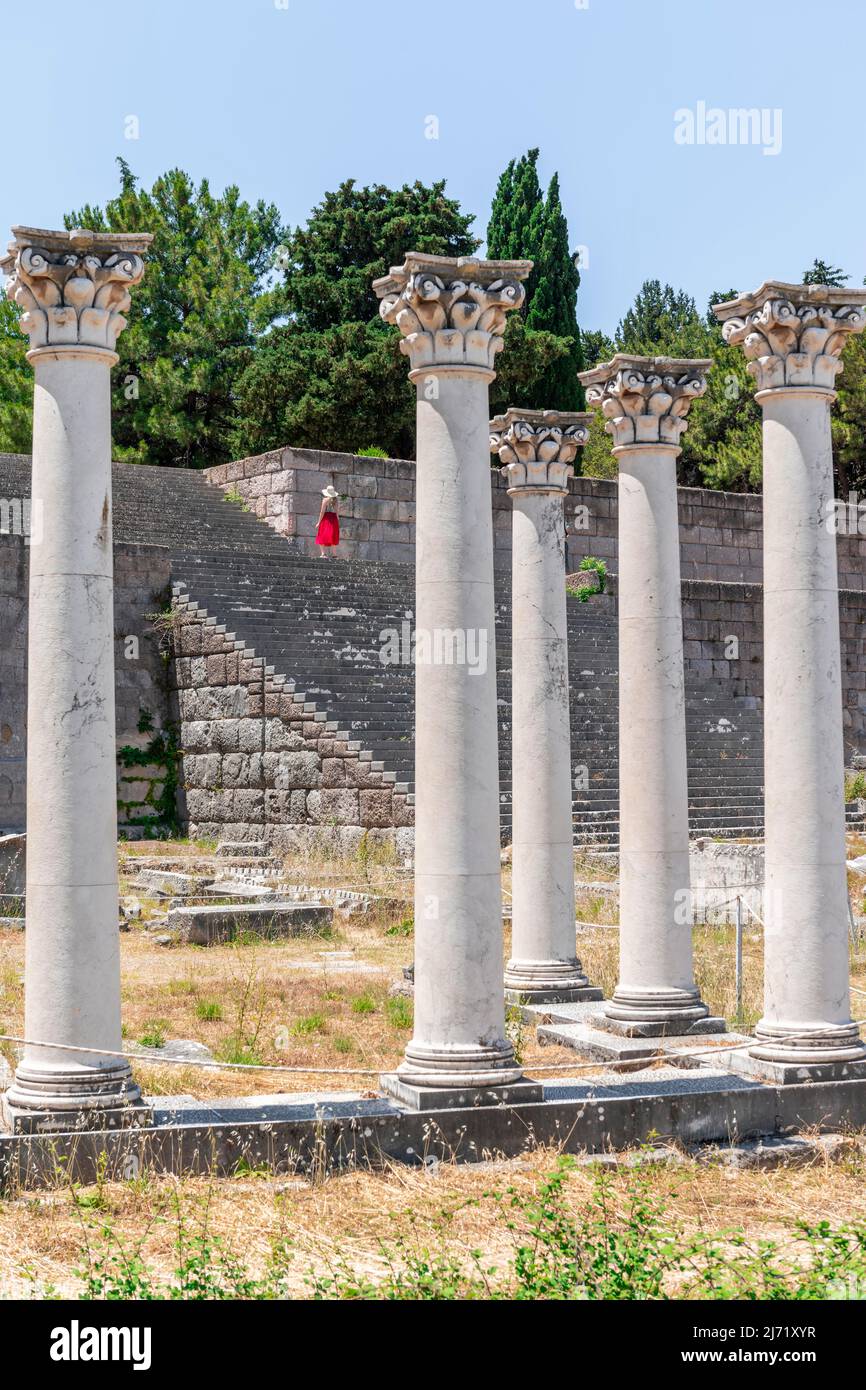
left=276, top=179, right=479, bottom=332
left=64, top=158, right=287, bottom=468
left=0, top=298, right=31, bottom=454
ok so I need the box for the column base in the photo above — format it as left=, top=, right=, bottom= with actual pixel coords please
left=600, top=987, right=715, bottom=1038
left=2, top=1061, right=150, bottom=1135
left=390, top=1040, right=524, bottom=1092
left=381, top=1073, right=543, bottom=1112
left=504, top=957, right=602, bottom=1005
left=749, top=1019, right=866, bottom=1068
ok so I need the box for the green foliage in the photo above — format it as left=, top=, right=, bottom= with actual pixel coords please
left=803, top=258, right=848, bottom=287
left=845, top=772, right=866, bottom=801
left=215, top=1036, right=262, bottom=1066
left=580, top=328, right=615, bottom=371
left=356, top=445, right=388, bottom=457
left=568, top=556, right=607, bottom=602
left=68, top=1158, right=866, bottom=1300
left=384, top=995, right=413, bottom=1029
left=117, top=708, right=181, bottom=837
left=615, top=279, right=708, bottom=358
left=0, top=298, right=31, bottom=454
left=350, top=992, right=377, bottom=1015
left=232, top=319, right=416, bottom=460
left=137, top=1020, right=167, bottom=1049
left=292, top=1012, right=328, bottom=1036
left=487, top=149, right=585, bottom=411
left=275, top=179, right=478, bottom=332
left=504, top=1004, right=526, bottom=1065
left=610, top=280, right=763, bottom=490
left=66, top=158, right=287, bottom=469
left=195, top=1000, right=224, bottom=1022
left=385, top=916, right=414, bottom=937
left=229, top=179, right=478, bottom=460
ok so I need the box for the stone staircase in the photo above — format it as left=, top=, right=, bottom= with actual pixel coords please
left=0, top=454, right=780, bottom=848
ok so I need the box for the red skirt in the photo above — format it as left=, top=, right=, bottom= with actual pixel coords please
left=316, top=511, right=340, bottom=547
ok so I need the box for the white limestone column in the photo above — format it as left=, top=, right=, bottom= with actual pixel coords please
left=490, top=409, right=599, bottom=1002
left=374, top=253, right=531, bottom=1091
left=579, top=356, right=714, bottom=1033
left=716, top=283, right=866, bottom=1066
left=1, top=227, right=151, bottom=1129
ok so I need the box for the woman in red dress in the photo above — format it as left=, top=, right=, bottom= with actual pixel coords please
left=315, top=485, right=340, bottom=556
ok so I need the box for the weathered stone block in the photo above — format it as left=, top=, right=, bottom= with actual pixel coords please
left=264, top=719, right=305, bottom=753
left=321, top=757, right=348, bottom=788
left=273, top=750, right=321, bottom=789
left=314, top=788, right=360, bottom=823
left=359, top=788, right=394, bottom=827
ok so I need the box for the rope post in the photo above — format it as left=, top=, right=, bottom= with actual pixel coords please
left=735, top=895, right=744, bottom=1027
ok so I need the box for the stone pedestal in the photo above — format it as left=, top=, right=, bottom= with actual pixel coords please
left=716, top=283, right=866, bottom=1070
left=1, top=227, right=152, bottom=1132
left=374, top=254, right=531, bottom=1098
left=490, top=409, right=601, bottom=1004
left=579, top=356, right=716, bottom=1035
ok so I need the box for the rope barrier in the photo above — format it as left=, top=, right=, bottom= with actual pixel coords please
left=0, top=1021, right=863, bottom=1081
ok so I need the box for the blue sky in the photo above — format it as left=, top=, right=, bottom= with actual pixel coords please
left=2, top=0, right=863, bottom=334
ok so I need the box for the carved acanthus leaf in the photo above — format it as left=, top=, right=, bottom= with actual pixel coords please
left=2, top=227, right=151, bottom=353
left=489, top=409, right=590, bottom=491
left=374, top=254, right=531, bottom=374
left=578, top=355, right=711, bottom=449
left=714, top=285, right=866, bottom=391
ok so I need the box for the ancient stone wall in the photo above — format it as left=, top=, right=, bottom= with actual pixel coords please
left=205, top=445, right=866, bottom=590
left=171, top=594, right=414, bottom=858
left=0, top=536, right=172, bottom=834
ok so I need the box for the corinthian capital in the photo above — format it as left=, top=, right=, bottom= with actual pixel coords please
left=374, top=252, right=531, bottom=377
left=1, top=226, right=152, bottom=356
left=713, top=281, right=866, bottom=393
left=578, top=354, right=711, bottom=449
left=490, top=408, right=590, bottom=492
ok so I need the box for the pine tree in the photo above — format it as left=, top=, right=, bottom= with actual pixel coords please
left=66, top=159, right=287, bottom=468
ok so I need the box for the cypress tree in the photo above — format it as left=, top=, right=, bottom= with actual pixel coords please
left=487, top=151, right=584, bottom=411
left=525, top=173, right=584, bottom=409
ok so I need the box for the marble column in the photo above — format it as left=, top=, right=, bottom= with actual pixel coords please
left=489, top=409, right=601, bottom=1003
left=715, top=283, right=866, bottom=1070
left=374, top=253, right=538, bottom=1101
left=579, top=356, right=717, bottom=1035
left=1, top=226, right=151, bottom=1131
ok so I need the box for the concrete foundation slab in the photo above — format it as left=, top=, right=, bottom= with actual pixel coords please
left=537, top=1021, right=659, bottom=1068
left=505, top=985, right=603, bottom=1006
left=587, top=1009, right=728, bottom=1039
left=5, top=1069, right=866, bottom=1190
left=2, top=1099, right=154, bottom=1137
left=380, top=1075, right=544, bottom=1112
left=726, top=1048, right=866, bottom=1086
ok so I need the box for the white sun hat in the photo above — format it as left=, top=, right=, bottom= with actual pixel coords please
left=322, top=485, right=339, bottom=499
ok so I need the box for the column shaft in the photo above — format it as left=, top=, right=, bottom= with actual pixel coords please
left=506, top=490, right=587, bottom=997
left=408, top=371, right=520, bottom=1084
left=5, top=351, right=139, bottom=1121
left=610, top=444, right=707, bottom=1026
left=755, top=387, right=863, bottom=1060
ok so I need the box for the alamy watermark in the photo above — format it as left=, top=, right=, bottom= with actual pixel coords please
left=826, top=493, right=866, bottom=534
left=0, top=497, right=43, bottom=545
left=379, top=620, right=488, bottom=676
left=674, top=102, right=782, bottom=157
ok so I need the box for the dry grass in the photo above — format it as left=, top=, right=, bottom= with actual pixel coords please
left=4, top=836, right=866, bottom=1300
left=2, top=1140, right=866, bottom=1299
left=2, top=837, right=866, bottom=1100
